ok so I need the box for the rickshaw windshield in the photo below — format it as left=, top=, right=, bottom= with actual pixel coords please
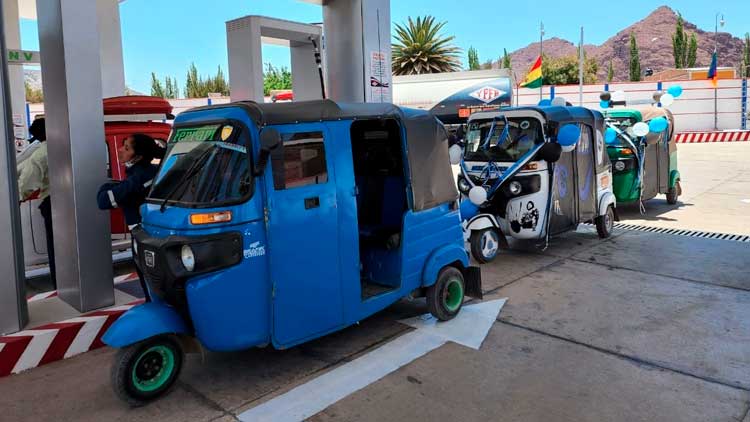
left=464, top=117, right=544, bottom=162
left=148, top=122, right=252, bottom=206
left=605, top=117, right=637, bottom=148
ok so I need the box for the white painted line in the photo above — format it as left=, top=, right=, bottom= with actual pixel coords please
left=238, top=299, right=507, bottom=422
left=7, top=329, right=59, bottom=373
left=63, top=316, right=108, bottom=358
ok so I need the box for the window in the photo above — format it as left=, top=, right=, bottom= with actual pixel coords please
left=464, top=117, right=544, bottom=163
left=272, top=131, right=328, bottom=190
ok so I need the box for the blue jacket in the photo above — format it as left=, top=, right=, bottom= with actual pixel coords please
left=97, top=162, right=159, bottom=226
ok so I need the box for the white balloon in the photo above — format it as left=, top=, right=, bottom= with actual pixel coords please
left=611, top=90, right=626, bottom=102
left=468, top=186, right=488, bottom=206
left=632, top=122, right=649, bottom=137
left=660, top=93, right=675, bottom=107
left=448, top=144, right=463, bottom=165
left=551, top=96, right=566, bottom=106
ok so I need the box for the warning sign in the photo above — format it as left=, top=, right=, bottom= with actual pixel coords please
left=369, top=51, right=391, bottom=103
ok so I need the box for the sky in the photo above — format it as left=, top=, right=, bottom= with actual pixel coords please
left=18, top=0, right=750, bottom=94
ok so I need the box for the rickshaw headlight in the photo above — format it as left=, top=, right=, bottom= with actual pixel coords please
left=457, top=177, right=471, bottom=194
left=509, top=181, right=523, bottom=196
left=614, top=160, right=626, bottom=171
left=181, top=245, right=196, bottom=272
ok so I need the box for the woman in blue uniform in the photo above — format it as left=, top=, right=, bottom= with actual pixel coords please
left=97, top=133, right=164, bottom=229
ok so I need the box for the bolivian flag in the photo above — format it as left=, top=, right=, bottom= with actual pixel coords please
left=521, top=56, right=543, bottom=88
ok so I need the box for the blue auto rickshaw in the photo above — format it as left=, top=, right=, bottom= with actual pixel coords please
left=102, top=100, right=481, bottom=406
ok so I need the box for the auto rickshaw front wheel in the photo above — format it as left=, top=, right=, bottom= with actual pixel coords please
left=111, top=334, right=184, bottom=407
left=470, top=228, right=500, bottom=264
left=427, top=267, right=465, bottom=321
left=595, top=205, right=615, bottom=239
left=666, top=181, right=681, bottom=205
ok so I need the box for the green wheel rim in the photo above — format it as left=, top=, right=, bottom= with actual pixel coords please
left=131, top=345, right=176, bottom=393
left=443, top=278, right=464, bottom=312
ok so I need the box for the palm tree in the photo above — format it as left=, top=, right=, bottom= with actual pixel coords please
left=392, top=16, right=462, bottom=75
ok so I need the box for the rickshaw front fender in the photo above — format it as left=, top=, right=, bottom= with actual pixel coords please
left=466, top=214, right=500, bottom=231
left=421, top=244, right=470, bottom=288
left=598, top=192, right=616, bottom=217
left=669, top=170, right=680, bottom=188
left=102, top=302, right=190, bottom=348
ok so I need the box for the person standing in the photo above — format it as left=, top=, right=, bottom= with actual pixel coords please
left=17, top=118, right=56, bottom=288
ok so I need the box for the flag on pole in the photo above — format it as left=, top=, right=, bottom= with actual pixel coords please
left=520, top=56, right=543, bottom=88
left=707, top=50, right=718, bottom=87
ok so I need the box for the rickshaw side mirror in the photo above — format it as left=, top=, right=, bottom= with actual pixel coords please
left=538, top=143, right=563, bottom=163
left=255, top=128, right=281, bottom=176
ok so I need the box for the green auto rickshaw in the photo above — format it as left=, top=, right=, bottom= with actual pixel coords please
left=603, top=105, right=681, bottom=206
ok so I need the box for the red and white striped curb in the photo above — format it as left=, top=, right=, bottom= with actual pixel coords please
left=26, top=272, right=139, bottom=303
left=0, top=299, right=144, bottom=377
left=676, top=131, right=750, bottom=143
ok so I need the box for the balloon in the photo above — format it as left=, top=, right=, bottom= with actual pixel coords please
left=538, top=99, right=552, bottom=106
left=557, top=124, right=580, bottom=152
left=605, top=127, right=618, bottom=144
left=551, top=96, right=566, bottom=106
left=648, top=117, right=669, bottom=133
left=449, top=144, right=463, bottom=165
left=468, top=186, right=488, bottom=206
left=632, top=122, right=649, bottom=137
left=660, top=93, right=675, bottom=107
left=611, top=90, right=626, bottom=102
left=459, top=199, right=479, bottom=221
left=599, top=100, right=610, bottom=109
left=667, top=85, right=683, bottom=98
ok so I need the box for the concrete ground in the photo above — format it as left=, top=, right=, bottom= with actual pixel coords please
left=1, top=143, right=749, bottom=421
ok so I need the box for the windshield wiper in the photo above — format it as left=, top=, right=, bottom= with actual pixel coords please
left=158, top=146, right=215, bottom=213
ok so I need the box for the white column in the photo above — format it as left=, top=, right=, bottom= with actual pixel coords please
left=3, top=0, right=27, bottom=145
left=227, top=16, right=264, bottom=102
left=37, top=0, right=114, bottom=312
left=95, top=0, right=125, bottom=97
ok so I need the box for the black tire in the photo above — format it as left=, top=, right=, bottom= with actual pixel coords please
left=666, top=181, right=680, bottom=205
left=469, top=228, right=500, bottom=264
left=595, top=205, right=615, bottom=239
left=426, top=267, right=465, bottom=321
left=111, top=335, right=184, bottom=407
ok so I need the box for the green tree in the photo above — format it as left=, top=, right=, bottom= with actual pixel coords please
left=672, top=13, right=687, bottom=68
left=164, top=76, right=175, bottom=99
left=150, top=72, right=165, bottom=98
left=185, top=63, right=200, bottom=98
left=629, top=34, right=641, bottom=82
left=541, top=55, right=599, bottom=85
left=467, top=46, right=480, bottom=70
left=480, top=60, right=493, bottom=70
left=263, top=63, right=292, bottom=96
left=687, top=33, right=698, bottom=68
left=607, top=60, right=614, bottom=82
left=502, top=48, right=512, bottom=69
left=25, top=82, right=43, bottom=103
left=392, top=16, right=462, bottom=75
left=741, top=33, right=750, bottom=78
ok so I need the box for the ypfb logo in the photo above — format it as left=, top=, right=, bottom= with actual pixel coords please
left=469, top=86, right=506, bottom=104
left=244, top=241, right=266, bottom=259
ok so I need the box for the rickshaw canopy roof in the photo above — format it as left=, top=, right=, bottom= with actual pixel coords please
left=188, top=99, right=458, bottom=211
left=470, top=105, right=605, bottom=135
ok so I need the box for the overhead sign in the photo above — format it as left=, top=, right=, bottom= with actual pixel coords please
left=7, top=50, right=41, bottom=65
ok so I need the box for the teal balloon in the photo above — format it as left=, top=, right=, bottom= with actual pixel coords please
left=557, top=124, right=581, bottom=150
left=648, top=117, right=669, bottom=133
left=599, top=100, right=610, bottom=109
left=460, top=199, right=479, bottom=221
left=667, top=85, right=683, bottom=98
left=605, top=127, right=618, bottom=144
left=538, top=99, right=552, bottom=106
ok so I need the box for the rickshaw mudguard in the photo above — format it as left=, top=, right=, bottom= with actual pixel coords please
left=669, top=169, right=680, bottom=189
left=102, top=302, right=190, bottom=348
left=598, top=192, right=616, bottom=217
left=421, top=244, right=470, bottom=288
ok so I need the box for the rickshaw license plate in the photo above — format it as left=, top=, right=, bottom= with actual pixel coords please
left=144, top=250, right=156, bottom=267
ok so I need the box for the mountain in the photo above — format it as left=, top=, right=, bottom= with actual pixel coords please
left=496, top=6, right=745, bottom=82
left=24, top=68, right=42, bottom=91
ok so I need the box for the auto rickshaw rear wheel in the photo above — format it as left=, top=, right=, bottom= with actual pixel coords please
left=111, top=334, right=184, bottom=407
left=427, top=267, right=465, bottom=321
left=595, top=205, right=615, bottom=239
left=666, top=181, right=681, bottom=205
left=470, top=228, right=500, bottom=263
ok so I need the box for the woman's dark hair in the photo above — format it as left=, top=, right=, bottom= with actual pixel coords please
left=128, top=133, right=166, bottom=162
left=29, top=118, right=46, bottom=142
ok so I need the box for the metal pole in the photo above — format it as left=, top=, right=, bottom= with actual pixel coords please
left=714, top=13, right=722, bottom=130
left=0, top=1, right=29, bottom=334
left=540, top=22, right=544, bottom=101
left=579, top=26, right=584, bottom=106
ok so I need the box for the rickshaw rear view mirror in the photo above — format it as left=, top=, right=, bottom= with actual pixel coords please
left=556, top=124, right=580, bottom=152
left=254, top=128, right=281, bottom=176
left=538, top=143, right=562, bottom=163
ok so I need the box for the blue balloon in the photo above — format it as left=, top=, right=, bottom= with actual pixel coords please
left=557, top=124, right=581, bottom=150
left=667, top=85, right=683, bottom=98
left=648, top=117, right=669, bottom=133
left=460, top=199, right=479, bottom=221
left=605, top=127, right=618, bottom=144
left=599, top=100, right=610, bottom=109
left=538, top=99, right=552, bottom=106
